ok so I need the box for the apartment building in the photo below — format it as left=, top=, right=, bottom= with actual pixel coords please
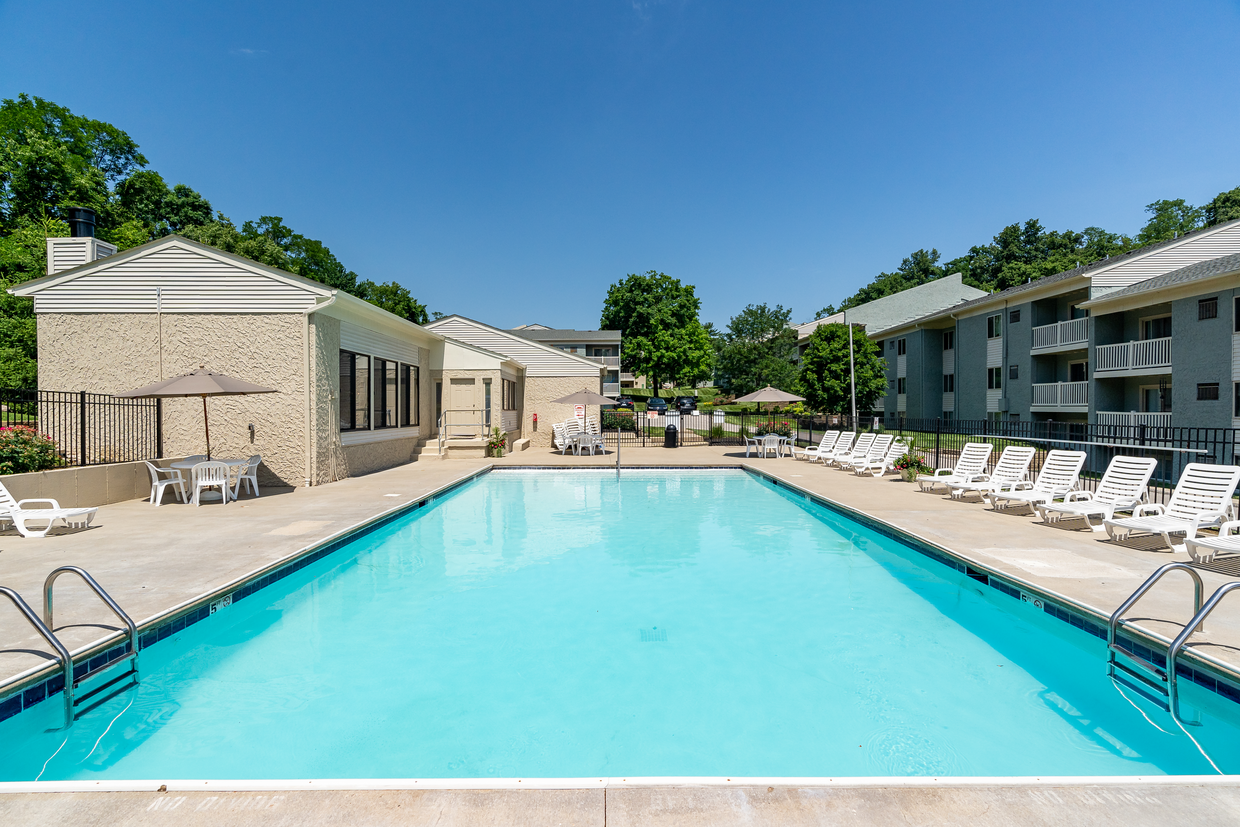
left=508, top=324, right=628, bottom=396
left=853, top=218, right=1240, bottom=429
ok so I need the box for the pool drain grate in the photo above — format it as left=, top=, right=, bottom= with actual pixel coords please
left=640, top=628, right=668, bottom=642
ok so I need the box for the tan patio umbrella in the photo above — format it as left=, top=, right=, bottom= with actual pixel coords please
left=550, top=389, right=620, bottom=473
left=732, top=385, right=804, bottom=411
left=115, top=367, right=277, bottom=460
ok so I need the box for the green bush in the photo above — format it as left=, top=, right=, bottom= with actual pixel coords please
left=602, top=410, right=636, bottom=431
left=708, top=425, right=728, bottom=440
left=0, top=425, right=64, bottom=475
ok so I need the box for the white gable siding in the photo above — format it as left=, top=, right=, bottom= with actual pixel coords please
left=46, top=238, right=117, bottom=275
left=429, top=318, right=600, bottom=377
left=32, top=246, right=321, bottom=314
left=1092, top=224, right=1240, bottom=289
left=340, top=321, right=420, bottom=365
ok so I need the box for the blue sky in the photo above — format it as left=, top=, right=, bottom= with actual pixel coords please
left=3, top=0, right=1240, bottom=329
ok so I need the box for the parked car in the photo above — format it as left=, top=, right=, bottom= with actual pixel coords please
left=674, top=396, right=697, bottom=414
left=613, top=396, right=635, bottom=411
left=644, top=396, right=669, bottom=413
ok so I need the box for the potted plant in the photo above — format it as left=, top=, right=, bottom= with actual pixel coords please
left=486, top=427, right=507, bottom=458
left=891, top=450, right=931, bottom=482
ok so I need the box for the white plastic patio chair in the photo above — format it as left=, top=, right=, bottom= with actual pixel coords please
left=144, top=460, right=186, bottom=506
left=817, top=432, right=856, bottom=466
left=1187, top=521, right=1240, bottom=564
left=0, top=480, right=98, bottom=538
left=1034, top=456, right=1158, bottom=531
left=756, top=433, right=783, bottom=458
left=190, top=461, right=232, bottom=507
left=857, top=439, right=909, bottom=478
left=833, top=432, right=877, bottom=470
left=585, top=416, right=601, bottom=436
left=842, top=433, right=893, bottom=472
left=1104, top=463, right=1240, bottom=552
left=552, top=423, right=571, bottom=455
left=917, top=442, right=993, bottom=492
left=793, top=431, right=839, bottom=462
left=984, top=449, right=1087, bottom=510
left=233, top=455, right=262, bottom=499
left=946, top=445, right=1036, bottom=500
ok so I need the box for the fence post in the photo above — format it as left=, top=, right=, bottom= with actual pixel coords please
left=935, top=417, right=941, bottom=469
left=156, top=397, right=163, bottom=458
left=78, top=390, right=88, bottom=466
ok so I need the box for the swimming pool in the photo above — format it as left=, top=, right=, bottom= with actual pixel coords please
left=2, top=468, right=1238, bottom=781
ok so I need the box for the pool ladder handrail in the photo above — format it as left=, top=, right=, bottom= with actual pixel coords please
left=1166, top=581, right=1240, bottom=716
left=1106, top=563, right=1204, bottom=718
left=0, top=586, right=75, bottom=730
left=44, top=566, right=141, bottom=722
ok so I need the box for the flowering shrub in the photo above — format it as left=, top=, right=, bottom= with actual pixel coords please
left=0, top=425, right=64, bottom=475
left=891, top=451, right=931, bottom=477
left=602, top=410, right=636, bottom=432
left=751, top=419, right=793, bottom=438
left=486, top=427, right=507, bottom=458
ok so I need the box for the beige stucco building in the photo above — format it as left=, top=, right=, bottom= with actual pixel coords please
left=8, top=235, right=602, bottom=486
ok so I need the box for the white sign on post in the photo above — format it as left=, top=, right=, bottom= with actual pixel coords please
left=575, top=404, right=585, bottom=423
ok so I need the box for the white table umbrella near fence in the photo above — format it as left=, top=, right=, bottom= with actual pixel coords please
left=732, top=385, right=805, bottom=411
left=115, top=368, right=278, bottom=460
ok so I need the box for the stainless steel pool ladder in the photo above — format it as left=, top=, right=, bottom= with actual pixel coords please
left=0, top=586, right=75, bottom=729
left=1107, top=563, right=1205, bottom=722
left=44, top=566, right=141, bottom=724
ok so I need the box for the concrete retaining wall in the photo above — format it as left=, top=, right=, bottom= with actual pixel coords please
left=1, top=457, right=190, bottom=508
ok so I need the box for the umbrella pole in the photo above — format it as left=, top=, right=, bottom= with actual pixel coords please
left=202, top=395, right=211, bottom=460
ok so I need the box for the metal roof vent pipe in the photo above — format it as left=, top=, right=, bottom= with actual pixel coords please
left=65, top=206, right=97, bottom=238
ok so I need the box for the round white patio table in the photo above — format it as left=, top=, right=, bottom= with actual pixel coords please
left=170, top=458, right=248, bottom=503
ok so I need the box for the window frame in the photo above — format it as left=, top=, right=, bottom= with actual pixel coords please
left=1199, top=297, right=1219, bottom=321
left=1198, top=382, right=1221, bottom=401
left=943, top=373, right=955, bottom=392
left=1139, top=313, right=1172, bottom=340
left=987, top=314, right=1002, bottom=339
left=339, top=350, right=371, bottom=432
left=897, top=377, right=906, bottom=395
left=400, top=364, right=420, bottom=427
left=987, top=367, right=1003, bottom=390
left=942, top=330, right=955, bottom=350
left=896, top=338, right=907, bottom=356
left=1009, top=309, right=1020, bottom=324
left=1009, top=364, right=1019, bottom=381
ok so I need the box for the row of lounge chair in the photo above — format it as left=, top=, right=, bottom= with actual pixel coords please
left=917, top=441, right=1240, bottom=558
left=792, top=430, right=909, bottom=477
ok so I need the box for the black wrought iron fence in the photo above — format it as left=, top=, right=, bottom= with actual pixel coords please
left=0, top=389, right=161, bottom=468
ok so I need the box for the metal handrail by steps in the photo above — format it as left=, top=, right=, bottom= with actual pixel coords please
left=1106, top=563, right=1204, bottom=717
left=1167, top=581, right=1240, bottom=718
left=437, top=408, right=488, bottom=455
left=44, top=566, right=140, bottom=718
left=0, top=586, right=74, bottom=729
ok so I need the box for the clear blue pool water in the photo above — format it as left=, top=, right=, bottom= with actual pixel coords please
left=2, top=468, right=1238, bottom=781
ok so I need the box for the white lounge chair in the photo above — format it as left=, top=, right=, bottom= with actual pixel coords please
left=0, top=480, right=98, bottom=538
left=793, top=431, right=840, bottom=462
left=983, top=449, right=1087, bottom=510
left=552, top=423, right=571, bottom=454
left=1187, top=521, right=1240, bottom=563
left=816, top=432, right=857, bottom=466
left=857, top=439, right=909, bottom=478
left=917, top=442, right=993, bottom=492
left=190, top=461, right=232, bottom=506
left=1034, top=456, right=1158, bottom=531
left=946, top=445, right=1036, bottom=500
left=841, top=433, right=893, bottom=472
left=1104, top=463, right=1240, bottom=552
left=144, top=460, right=186, bottom=506
left=834, top=432, right=877, bottom=469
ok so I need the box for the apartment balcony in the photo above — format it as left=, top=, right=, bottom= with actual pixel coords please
left=1095, top=411, right=1173, bottom=428
left=602, top=382, right=621, bottom=396
left=1031, top=317, right=1089, bottom=354
left=1030, top=381, right=1088, bottom=413
left=1094, top=337, right=1172, bottom=376
left=585, top=355, right=621, bottom=367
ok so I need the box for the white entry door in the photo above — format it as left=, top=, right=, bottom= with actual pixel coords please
left=449, top=378, right=478, bottom=436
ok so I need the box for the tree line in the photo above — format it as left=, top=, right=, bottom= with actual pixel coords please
left=0, top=94, right=434, bottom=389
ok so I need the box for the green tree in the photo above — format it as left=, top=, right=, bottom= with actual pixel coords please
left=355, top=279, right=430, bottom=324
left=1137, top=199, right=1205, bottom=245
left=714, top=303, right=798, bottom=397
left=798, top=323, right=886, bottom=414
left=600, top=270, right=713, bottom=391
left=0, top=215, right=67, bottom=387
left=1204, top=186, right=1240, bottom=227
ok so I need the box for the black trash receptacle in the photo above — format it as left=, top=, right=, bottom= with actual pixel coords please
left=664, top=424, right=678, bottom=448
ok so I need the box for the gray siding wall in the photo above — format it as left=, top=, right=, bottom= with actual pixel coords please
left=956, top=314, right=988, bottom=419
left=882, top=338, right=897, bottom=419
left=1005, top=302, right=1032, bottom=419
left=1171, top=289, right=1235, bottom=428
left=913, top=328, right=943, bottom=419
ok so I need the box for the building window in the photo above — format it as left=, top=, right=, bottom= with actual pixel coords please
left=1069, top=361, right=1088, bottom=382
left=502, top=378, right=518, bottom=410
left=987, top=411, right=1003, bottom=422
left=1009, top=364, right=1019, bottom=380
left=1199, top=297, right=1219, bottom=320
left=943, top=330, right=954, bottom=350
left=987, top=367, right=1002, bottom=390
left=941, top=411, right=953, bottom=421
left=987, top=314, right=1002, bottom=339
left=400, top=365, right=419, bottom=426
left=1142, top=315, right=1172, bottom=340
left=1070, top=305, right=1090, bottom=320
left=897, top=338, right=907, bottom=356
left=943, top=374, right=955, bottom=392
left=897, top=377, right=906, bottom=394
left=1009, top=309, right=1021, bottom=324
left=889, top=379, right=897, bottom=390
left=888, top=340, right=896, bottom=350
left=373, top=359, right=399, bottom=428
left=1198, top=383, right=1220, bottom=401
left=1235, top=297, right=1240, bottom=332
left=1235, top=383, right=1240, bottom=417
left=339, top=350, right=370, bottom=431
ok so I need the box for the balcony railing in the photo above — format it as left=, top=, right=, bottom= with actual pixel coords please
left=584, top=355, right=620, bottom=367
left=1031, top=381, right=1088, bottom=408
left=1095, top=337, right=1172, bottom=373
left=603, top=382, right=621, bottom=396
left=1031, top=317, right=1089, bottom=351
left=1095, top=411, right=1173, bottom=428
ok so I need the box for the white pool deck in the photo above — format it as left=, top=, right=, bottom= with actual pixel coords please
left=3, top=446, right=1240, bottom=823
